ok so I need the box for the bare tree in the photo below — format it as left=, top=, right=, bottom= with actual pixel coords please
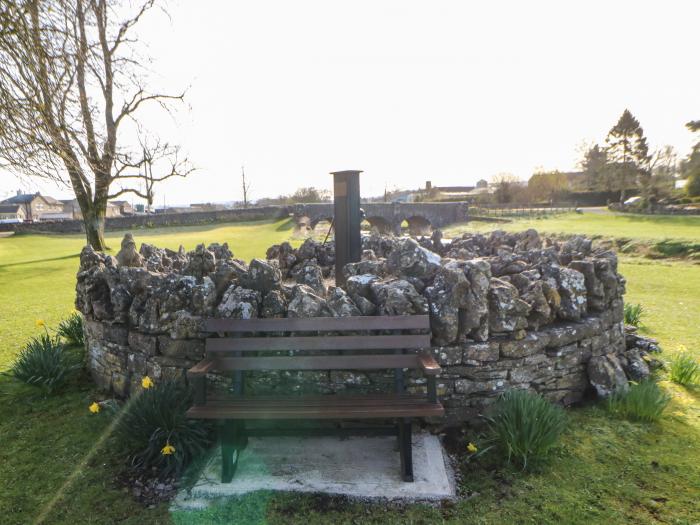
left=241, top=165, right=251, bottom=208
left=491, top=173, right=520, bottom=204
left=0, top=0, right=191, bottom=249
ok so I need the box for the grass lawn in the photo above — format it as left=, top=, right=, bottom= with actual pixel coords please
left=0, top=219, right=297, bottom=367
left=1, top=217, right=699, bottom=524
left=443, top=211, right=700, bottom=242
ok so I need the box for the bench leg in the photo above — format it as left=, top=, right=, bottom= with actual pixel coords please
left=398, top=418, right=414, bottom=482
left=221, top=420, right=247, bottom=483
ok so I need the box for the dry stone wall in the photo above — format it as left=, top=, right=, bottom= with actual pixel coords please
left=77, top=229, right=650, bottom=424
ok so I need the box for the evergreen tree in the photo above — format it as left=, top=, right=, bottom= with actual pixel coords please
left=580, top=144, right=609, bottom=190
left=683, top=120, right=700, bottom=197
left=605, top=110, right=650, bottom=201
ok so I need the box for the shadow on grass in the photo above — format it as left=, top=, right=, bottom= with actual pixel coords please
left=0, top=252, right=81, bottom=269
left=275, top=218, right=296, bottom=232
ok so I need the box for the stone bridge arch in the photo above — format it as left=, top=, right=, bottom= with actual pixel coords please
left=363, top=216, right=394, bottom=235
left=292, top=201, right=468, bottom=236
left=401, top=215, right=432, bottom=236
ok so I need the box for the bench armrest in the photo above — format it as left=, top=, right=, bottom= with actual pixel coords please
left=418, top=354, right=440, bottom=375
left=188, top=359, right=216, bottom=377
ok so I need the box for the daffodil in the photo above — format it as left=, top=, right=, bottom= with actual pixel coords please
left=467, top=442, right=478, bottom=454
left=89, top=402, right=100, bottom=414
left=141, top=376, right=154, bottom=389
left=35, top=319, right=45, bottom=328
left=161, top=443, right=176, bottom=455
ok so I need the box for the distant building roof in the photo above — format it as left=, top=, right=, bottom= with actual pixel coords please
left=1, top=192, right=61, bottom=205
left=434, top=186, right=475, bottom=193
left=0, top=204, right=22, bottom=213
left=2, top=194, right=35, bottom=204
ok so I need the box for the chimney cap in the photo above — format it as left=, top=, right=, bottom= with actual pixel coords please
left=330, top=170, right=363, bottom=176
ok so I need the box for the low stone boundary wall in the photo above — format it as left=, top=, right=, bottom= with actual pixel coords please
left=77, top=229, right=647, bottom=424
left=0, top=206, right=286, bottom=234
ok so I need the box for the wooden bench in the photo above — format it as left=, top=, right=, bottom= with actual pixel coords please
left=186, top=315, right=443, bottom=482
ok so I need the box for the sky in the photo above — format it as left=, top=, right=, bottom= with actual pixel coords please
left=2, top=0, right=699, bottom=206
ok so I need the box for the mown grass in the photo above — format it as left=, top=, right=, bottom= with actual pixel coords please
left=1, top=216, right=699, bottom=524
left=0, top=219, right=296, bottom=367
left=443, top=212, right=700, bottom=242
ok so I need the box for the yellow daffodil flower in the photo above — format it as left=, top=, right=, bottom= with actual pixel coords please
left=142, top=376, right=154, bottom=389
left=467, top=442, right=478, bottom=454
left=89, top=402, right=100, bottom=414
left=161, top=443, right=176, bottom=455
left=35, top=319, right=45, bottom=328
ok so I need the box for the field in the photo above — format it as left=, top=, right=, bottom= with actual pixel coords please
left=0, top=215, right=699, bottom=524
left=0, top=219, right=296, bottom=367
left=444, top=211, right=700, bottom=241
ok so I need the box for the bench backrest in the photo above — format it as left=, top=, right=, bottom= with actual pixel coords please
left=203, top=315, right=431, bottom=372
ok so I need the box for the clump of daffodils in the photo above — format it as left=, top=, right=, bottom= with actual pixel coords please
left=467, top=442, right=478, bottom=454
left=89, top=402, right=100, bottom=414
left=141, top=376, right=154, bottom=389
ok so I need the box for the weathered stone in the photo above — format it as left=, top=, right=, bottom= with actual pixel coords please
left=346, top=273, right=381, bottom=301
left=424, top=262, right=470, bottom=345
left=183, top=244, right=216, bottom=282
left=343, top=259, right=387, bottom=278
left=116, top=233, right=144, bottom=267
left=287, top=285, right=332, bottom=318
left=191, top=276, right=217, bottom=316
left=455, top=378, right=507, bottom=395
left=434, top=346, right=462, bottom=366
left=463, top=342, right=500, bottom=364
left=242, top=258, right=282, bottom=294
left=353, top=294, right=377, bottom=316
left=620, top=349, right=651, bottom=381
left=291, top=261, right=326, bottom=296
left=520, top=280, right=553, bottom=329
left=211, top=260, right=248, bottom=299
left=261, top=290, right=288, bottom=318
left=386, top=237, right=441, bottom=281
left=158, top=336, right=205, bottom=360
left=128, top=331, right=158, bottom=356
left=370, top=278, right=428, bottom=316
left=170, top=310, right=203, bottom=339
left=488, top=278, right=530, bottom=333
left=554, top=267, right=588, bottom=321
left=570, top=259, right=605, bottom=311
left=207, top=242, right=233, bottom=262
left=326, top=287, right=361, bottom=317
left=217, top=286, right=261, bottom=319
left=103, top=323, right=129, bottom=345
left=587, top=355, right=628, bottom=398
left=500, top=332, right=548, bottom=358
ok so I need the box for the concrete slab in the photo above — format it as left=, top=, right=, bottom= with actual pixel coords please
left=176, top=432, right=454, bottom=507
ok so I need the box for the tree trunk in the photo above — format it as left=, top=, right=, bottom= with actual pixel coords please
left=84, top=204, right=107, bottom=251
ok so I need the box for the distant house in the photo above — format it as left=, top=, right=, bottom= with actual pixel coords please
left=61, top=199, right=123, bottom=220
left=0, top=204, right=26, bottom=223
left=0, top=191, right=64, bottom=221
left=111, top=200, right=134, bottom=216
left=190, top=203, right=227, bottom=211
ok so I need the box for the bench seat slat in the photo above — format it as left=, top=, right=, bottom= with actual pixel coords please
left=204, top=394, right=433, bottom=407
left=187, top=396, right=444, bottom=420
left=204, top=315, right=430, bottom=333
left=209, top=354, right=421, bottom=371
left=206, top=334, right=431, bottom=353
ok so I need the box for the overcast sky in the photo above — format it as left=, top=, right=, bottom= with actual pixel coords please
left=2, top=0, right=699, bottom=205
